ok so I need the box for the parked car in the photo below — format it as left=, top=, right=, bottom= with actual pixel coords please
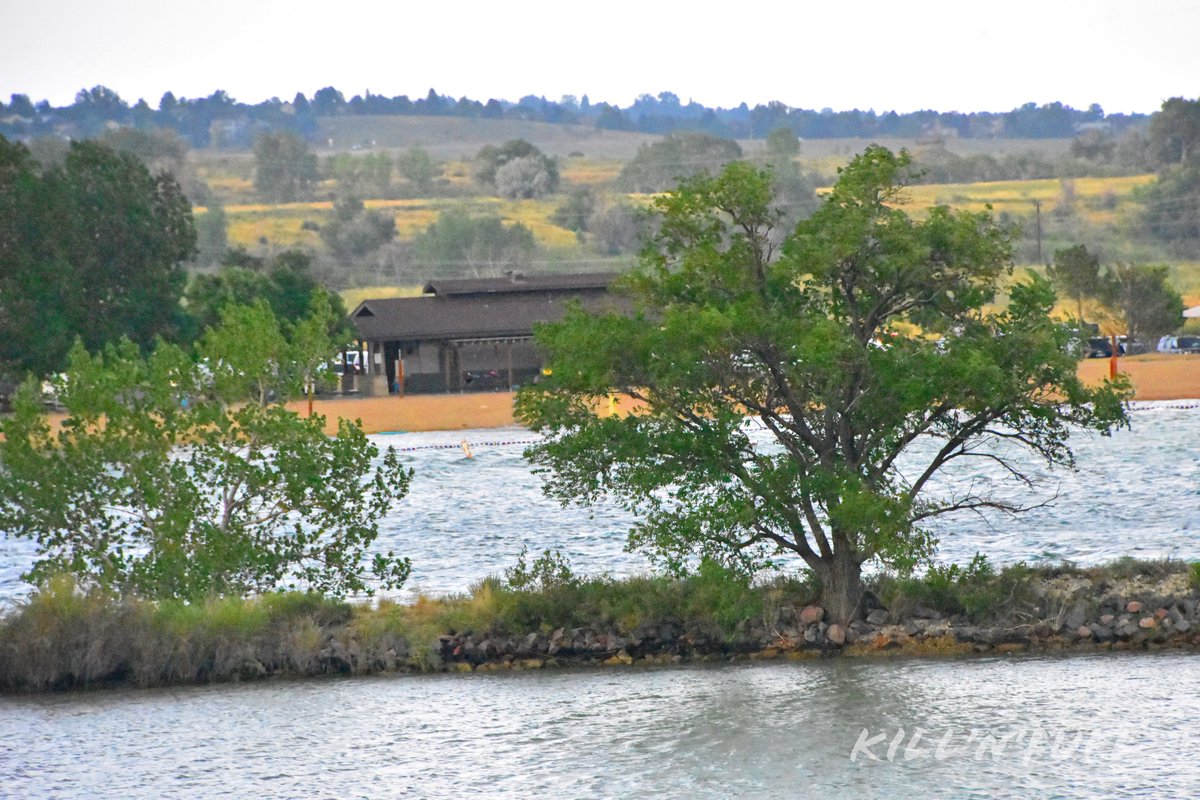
left=1084, top=337, right=1113, bottom=358
left=1173, top=335, right=1200, bottom=353
left=1116, top=336, right=1149, bottom=355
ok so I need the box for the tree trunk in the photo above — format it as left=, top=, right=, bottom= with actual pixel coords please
left=816, top=548, right=865, bottom=625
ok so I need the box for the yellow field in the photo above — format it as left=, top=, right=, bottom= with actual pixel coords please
left=900, top=174, right=1155, bottom=224
left=199, top=194, right=578, bottom=251
left=560, top=157, right=623, bottom=185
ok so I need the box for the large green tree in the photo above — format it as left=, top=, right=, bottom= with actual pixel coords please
left=517, top=149, right=1129, bottom=624
left=0, top=136, right=195, bottom=378
left=1141, top=97, right=1200, bottom=251
left=184, top=248, right=351, bottom=340
left=0, top=299, right=410, bottom=600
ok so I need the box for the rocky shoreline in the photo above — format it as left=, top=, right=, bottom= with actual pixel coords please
left=391, top=570, right=1200, bottom=674
left=2, top=565, right=1197, bottom=692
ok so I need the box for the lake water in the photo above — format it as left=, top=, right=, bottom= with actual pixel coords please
left=2, top=402, right=1200, bottom=603
left=2, top=652, right=1198, bottom=798
left=2, top=402, right=1199, bottom=797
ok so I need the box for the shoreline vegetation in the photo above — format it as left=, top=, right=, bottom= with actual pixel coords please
left=2, top=558, right=1198, bottom=694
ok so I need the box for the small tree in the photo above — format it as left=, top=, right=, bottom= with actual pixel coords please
left=473, top=139, right=559, bottom=195
left=495, top=155, right=556, bottom=199
left=551, top=187, right=596, bottom=234
left=253, top=131, right=318, bottom=202
left=397, top=146, right=440, bottom=194
left=411, top=208, right=536, bottom=276
left=765, top=126, right=801, bottom=158
left=194, top=199, right=228, bottom=266
left=1101, top=263, right=1185, bottom=343
left=517, top=149, right=1129, bottom=624
left=0, top=302, right=411, bottom=600
left=1047, top=244, right=1102, bottom=320
left=319, top=195, right=397, bottom=260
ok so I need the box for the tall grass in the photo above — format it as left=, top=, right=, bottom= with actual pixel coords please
left=0, top=566, right=816, bottom=691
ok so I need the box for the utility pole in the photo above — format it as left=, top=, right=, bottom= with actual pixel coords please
left=1031, top=199, right=1043, bottom=263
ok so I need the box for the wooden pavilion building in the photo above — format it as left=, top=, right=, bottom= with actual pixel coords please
left=348, top=271, right=623, bottom=395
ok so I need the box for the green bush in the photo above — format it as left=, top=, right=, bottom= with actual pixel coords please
left=876, top=554, right=1034, bottom=621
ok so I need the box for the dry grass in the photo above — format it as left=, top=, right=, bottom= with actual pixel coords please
left=227, top=216, right=323, bottom=249
left=560, top=157, right=624, bottom=186
left=900, top=174, right=1155, bottom=219
left=339, top=285, right=424, bottom=309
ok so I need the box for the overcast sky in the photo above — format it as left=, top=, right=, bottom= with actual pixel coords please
left=1, top=0, right=1195, bottom=114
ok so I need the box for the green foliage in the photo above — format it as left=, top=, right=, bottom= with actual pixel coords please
left=588, top=200, right=648, bottom=256
left=194, top=199, right=228, bottom=266
left=253, top=131, right=317, bottom=202
left=875, top=555, right=1034, bottom=621
left=0, top=135, right=195, bottom=378
left=1139, top=97, right=1200, bottom=251
left=396, top=146, right=440, bottom=194
left=551, top=187, right=596, bottom=233
left=485, top=556, right=785, bottom=638
left=1149, top=97, right=1200, bottom=167
left=100, top=127, right=189, bottom=175
left=324, top=152, right=392, bottom=196
left=504, top=547, right=579, bottom=591
left=617, top=133, right=744, bottom=192
left=684, top=559, right=763, bottom=634
left=410, top=207, right=536, bottom=275
left=1101, top=263, right=1185, bottom=341
left=184, top=249, right=350, bottom=343
left=473, top=139, right=559, bottom=198
left=1190, top=562, right=1200, bottom=591
left=1047, top=244, right=1102, bottom=320
left=318, top=195, right=397, bottom=260
left=0, top=302, right=411, bottom=601
left=1139, top=164, right=1200, bottom=250
left=765, top=126, right=801, bottom=158
left=518, top=147, right=1131, bottom=623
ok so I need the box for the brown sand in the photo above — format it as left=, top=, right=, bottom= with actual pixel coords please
left=30, top=356, right=1200, bottom=438
left=1077, top=352, right=1200, bottom=402
left=304, top=355, right=1200, bottom=435
left=286, top=392, right=520, bottom=435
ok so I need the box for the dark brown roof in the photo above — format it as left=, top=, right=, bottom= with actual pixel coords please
left=422, top=271, right=618, bottom=297
left=351, top=284, right=628, bottom=342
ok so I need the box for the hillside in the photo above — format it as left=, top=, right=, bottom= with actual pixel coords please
left=316, top=116, right=660, bottom=160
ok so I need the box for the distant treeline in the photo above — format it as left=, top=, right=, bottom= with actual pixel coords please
left=0, top=86, right=1148, bottom=148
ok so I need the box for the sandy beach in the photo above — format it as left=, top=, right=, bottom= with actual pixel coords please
left=293, top=353, right=1200, bottom=435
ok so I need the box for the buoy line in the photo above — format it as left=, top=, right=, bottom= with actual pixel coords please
left=390, top=438, right=540, bottom=453
left=1128, top=401, right=1200, bottom=412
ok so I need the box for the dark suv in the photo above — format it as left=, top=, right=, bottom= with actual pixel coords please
left=1085, top=337, right=1114, bottom=358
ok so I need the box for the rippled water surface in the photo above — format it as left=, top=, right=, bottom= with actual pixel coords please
left=2, top=402, right=1200, bottom=602
left=3, top=652, right=1199, bottom=798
